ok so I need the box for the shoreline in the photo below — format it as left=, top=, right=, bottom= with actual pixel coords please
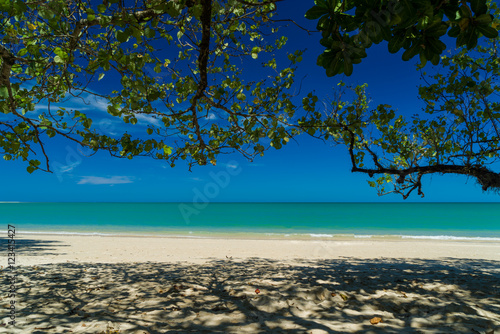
left=3, top=234, right=500, bottom=266
left=11, top=229, right=500, bottom=241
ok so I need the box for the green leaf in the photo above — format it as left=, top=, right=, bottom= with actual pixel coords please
left=163, top=145, right=172, bottom=155
left=305, top=5, right=329, bottom=20
left=426, top=22, right=448, bottom=37
left=459, top=5, right=472, bottom=19
left=251, top=46, right=261, bottom=59
left=0, top=86, right=9, bottom=98
left=388, top=34, right=406, bottom=53
left=430, top=53, right=440, bottom=65
left=83, top=119, right=92, bottom=129
left=165, top=1, right=182, bottom=17
left=426, top=38, right=446, bottom=54
left=402, top=43, right=420, bottom=61
left=147, top=128, right=153, bottom=135
left=145, top=27, right=155, bottom=39
left=448, top=25, right=461, bottom=38
left=475, top=14, right=493, bottom=25
left=97, top=4, right=106, bottom=13
left=315, top=0, right=329, bottom=8
left=461, top=28, right=478, bottom=49
left=27, top=166, right=35, bottom=174
left=98, top=73, right=105, bottom=81
left=400, top=0, right=417, bottom=19
left=189, top=4, right=203, bottom=19
left=419, top=52, right=427, bottom=67
left=325, top=52, right=343, bottom=77
left=17, top=48, right=28, bottom=57
left=343, top=56, right=353, bottom=76
left=116, top=30, right=129, bottom=43
left=39, top=8, right=54, bottom=20
left=469, top=0, right=488, bottom=15
left=86, top=9, right=96, bottom=22
left=476, top=25, right=498, bottom=38
left=154, top=63, right=162, bottom=73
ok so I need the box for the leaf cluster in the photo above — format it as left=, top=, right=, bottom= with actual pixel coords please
left=0, top=0, right=300, bottom=173
left=300, top=3, right=500, bottom=198
left=306, top=0, right=499, bottom=76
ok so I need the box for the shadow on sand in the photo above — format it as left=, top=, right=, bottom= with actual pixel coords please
left=2, top=257, right=499, bottom=333
left=0, top=237, right=68, bottom=257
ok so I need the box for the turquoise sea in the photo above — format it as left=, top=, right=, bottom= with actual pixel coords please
left=1, top=202, right=500, bottom=240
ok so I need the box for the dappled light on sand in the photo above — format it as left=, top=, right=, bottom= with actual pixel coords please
left=3, top=257, right=499, bottom=333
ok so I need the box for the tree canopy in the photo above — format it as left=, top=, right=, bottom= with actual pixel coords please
left=301, top=1, right=500, bottom=198
left=306, top=0, right=498, bottom=76
left=1, top=0, right=500, bottom=199
left=1, top=0, right=300, bottom=173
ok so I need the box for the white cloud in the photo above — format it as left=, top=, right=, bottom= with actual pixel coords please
left=33, top=104, right=49, bottom=112
left=205, top=113, right=217, bottom=120
left=91, top=96, right=109, bottom=112
left=135, top=114, right=162, bottom=126
left=78, top=176, right=133, bottom=185
left=68, top=94, right=109, bottom=113
left=219, top=162, right=240, bottom=169
left=33, top=90, right=109, bottom=111
left=56, top=161, right=81, bottom=174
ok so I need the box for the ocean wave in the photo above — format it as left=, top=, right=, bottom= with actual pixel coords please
left=400, top=235, right=500, bottom=241
left=309, top=233, right=334, bottom=238
left=17, top=231, right=116, bottom=236
left=15, top=230, right=214, bottom=239
left=11, top=230, right=500, bottom=241
left=264, top=232, right=500, bottom=241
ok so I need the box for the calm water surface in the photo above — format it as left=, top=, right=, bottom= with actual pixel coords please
left=1, top=202, right=499, bottom=240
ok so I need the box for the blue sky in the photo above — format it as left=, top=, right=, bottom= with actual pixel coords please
left=1, top=1, right=499, bottom=203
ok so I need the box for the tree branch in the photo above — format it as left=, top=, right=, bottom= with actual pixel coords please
left=351, top=161, right=500, bottom=192
left=186, top=0, right=212, bottom=164
left=235, top=0, right=283, bottom=6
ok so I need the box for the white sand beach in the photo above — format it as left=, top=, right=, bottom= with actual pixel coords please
left=1, top=234, right=500, bottom=333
